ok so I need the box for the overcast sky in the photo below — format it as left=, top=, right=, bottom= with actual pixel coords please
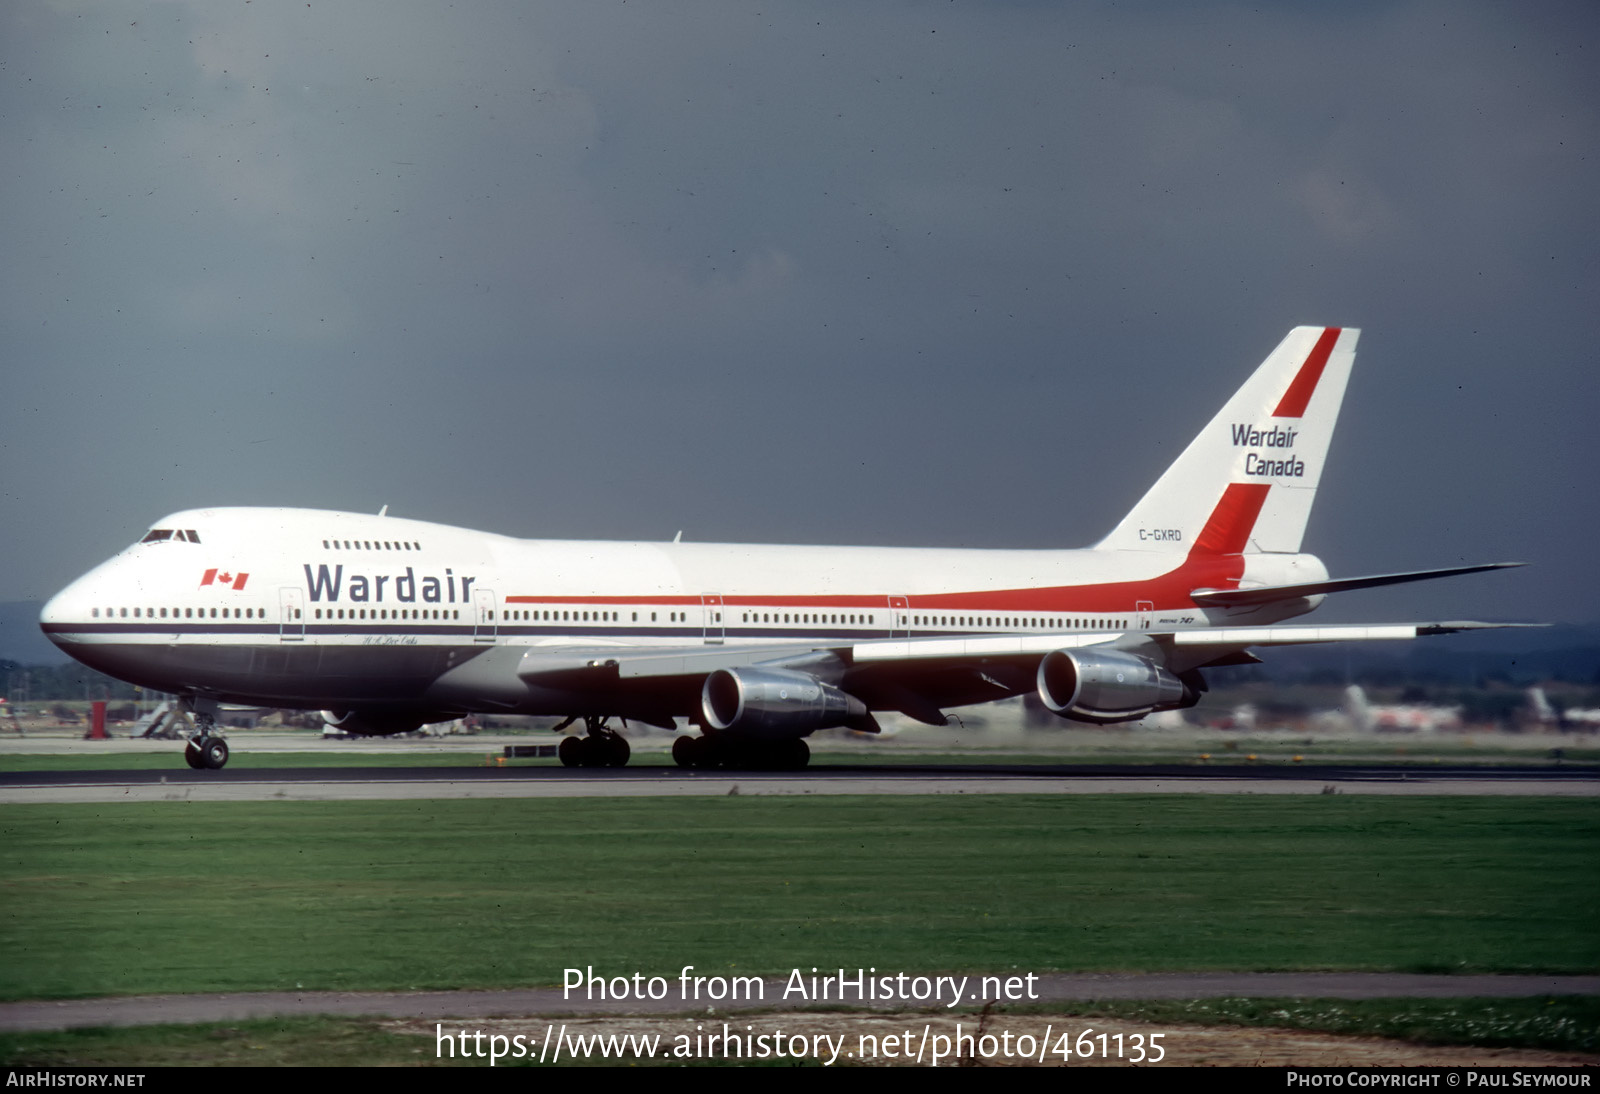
left=2, top=1, right=1595, bottom=624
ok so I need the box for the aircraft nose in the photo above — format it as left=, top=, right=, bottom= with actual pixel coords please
left=39, top=568, right=102, bottom=646
left=38, top=585, right=82, bottom=646
left=39, top=587, right=74, bottom=648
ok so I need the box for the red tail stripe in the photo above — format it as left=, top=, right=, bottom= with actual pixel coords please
left=1191, top=482, right=1271, bottom=556
left=1272, top=326, right=1340, bottom=418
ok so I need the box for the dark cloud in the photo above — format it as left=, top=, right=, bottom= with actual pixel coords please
left=2, top=1, right=1595, bottom=623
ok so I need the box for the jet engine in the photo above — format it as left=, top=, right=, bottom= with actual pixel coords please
left=701, top=667, right=868, bottom=739
left=320, top=709, right=447, bottom=737
left=1035, top=648, right=1194, bottom=725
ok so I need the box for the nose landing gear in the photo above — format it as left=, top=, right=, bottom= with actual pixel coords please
left=177, top=700, right=230, bottom=770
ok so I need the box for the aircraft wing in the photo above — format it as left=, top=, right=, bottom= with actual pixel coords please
left=431, top=619, right=1536, bottom=730
left=497, top=619, right=1529, bottom=685
left=844, top=620, right=1540, bottom=724
left=847, top=619, right=1529, bottom=664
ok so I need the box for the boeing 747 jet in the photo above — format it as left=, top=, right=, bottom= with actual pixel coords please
left=40, top=327, right=1521, bottom=769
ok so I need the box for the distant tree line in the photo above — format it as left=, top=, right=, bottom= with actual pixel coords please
left=1, top=661, right=141, bottom=703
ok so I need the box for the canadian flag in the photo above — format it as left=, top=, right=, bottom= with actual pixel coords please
left=200, top=569, right=250, bottom=591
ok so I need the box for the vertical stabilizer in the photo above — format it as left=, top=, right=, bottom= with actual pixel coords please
left=1098, top=326, right=1358, bottom=555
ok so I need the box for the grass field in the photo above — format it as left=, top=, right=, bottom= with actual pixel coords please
left=2, top=795, right=1595, bottom=1002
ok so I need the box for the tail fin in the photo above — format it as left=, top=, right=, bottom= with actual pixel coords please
left=1098, top=326, right=1358, bottom=555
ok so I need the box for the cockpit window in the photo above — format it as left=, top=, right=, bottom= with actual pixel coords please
left=183, top=529, right=200, bottom=543
left=141, top=529, right=173, bottom=543
left=139, top=529, right=200, bottom=544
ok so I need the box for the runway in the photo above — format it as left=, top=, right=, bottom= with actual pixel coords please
left=3, top=972, right=1598, bottom=1032
left=2, top=762, right=1595, bottom=803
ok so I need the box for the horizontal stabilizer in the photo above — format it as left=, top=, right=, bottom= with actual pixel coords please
left=1191, top=562, right=1524, bottom=607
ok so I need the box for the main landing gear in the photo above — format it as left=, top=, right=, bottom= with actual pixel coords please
left=672, top=734, right=810, bottom=771
left=181, top=708, right=230, bottom=770
left=557, top=716, right=632, bottom=768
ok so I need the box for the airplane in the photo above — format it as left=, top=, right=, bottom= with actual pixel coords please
left=1339, top=684, right=1464, bottom=733
left=39, top=326, right=1526, bottom=771
left=1526, top=688, right=1600, bottom=731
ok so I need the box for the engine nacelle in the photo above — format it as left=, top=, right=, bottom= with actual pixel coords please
left=321, top=709, right=441, bottom=737
left=701, top=667, right=867, bottom=739
left=1036, top=648, right=1191, bottom=725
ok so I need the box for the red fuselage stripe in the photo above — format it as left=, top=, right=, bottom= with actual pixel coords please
left=503, top=478, right=1269, bottom=615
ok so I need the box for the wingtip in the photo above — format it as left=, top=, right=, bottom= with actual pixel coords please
left=1418, top=620, right=1550, bottom=635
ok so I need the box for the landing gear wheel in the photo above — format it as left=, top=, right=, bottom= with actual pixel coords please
left=184, top=741, right=204, bottom=769
left=697, top=734, right=727, bottom=770
left=781, top=738, right=810, bottom=770
left=563, top=716, right=631, bottom=769
left=672, top=735, right=701, bottom=769
left=200, top=737, right=230, bottom=770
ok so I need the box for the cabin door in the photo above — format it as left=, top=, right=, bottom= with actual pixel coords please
left=888, top=595, right=910, bottom=639
left=278, top=587, right=305, bottom=642
left=474, top=589, right=498, bottom=643
left=701, top=594, right=725, bottom=645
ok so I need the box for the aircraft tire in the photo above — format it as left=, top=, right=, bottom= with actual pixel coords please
left=671, top=735, right=700, bottom=768
left=575, top=736, right=603, bottom=767
left=183, top=742, right=204, bottom=769
left=606, top=736, right=631, bottom=767
left=558, top=735, right=585, bottom=768
left=201, top=738, right=229, bottom=770
left=699, top=735, right=730, bottom=770
left=785, top=738, right=810, bottom=770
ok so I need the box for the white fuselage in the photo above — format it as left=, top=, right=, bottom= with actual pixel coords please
left=39, top=507, right=1325, bottom=714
